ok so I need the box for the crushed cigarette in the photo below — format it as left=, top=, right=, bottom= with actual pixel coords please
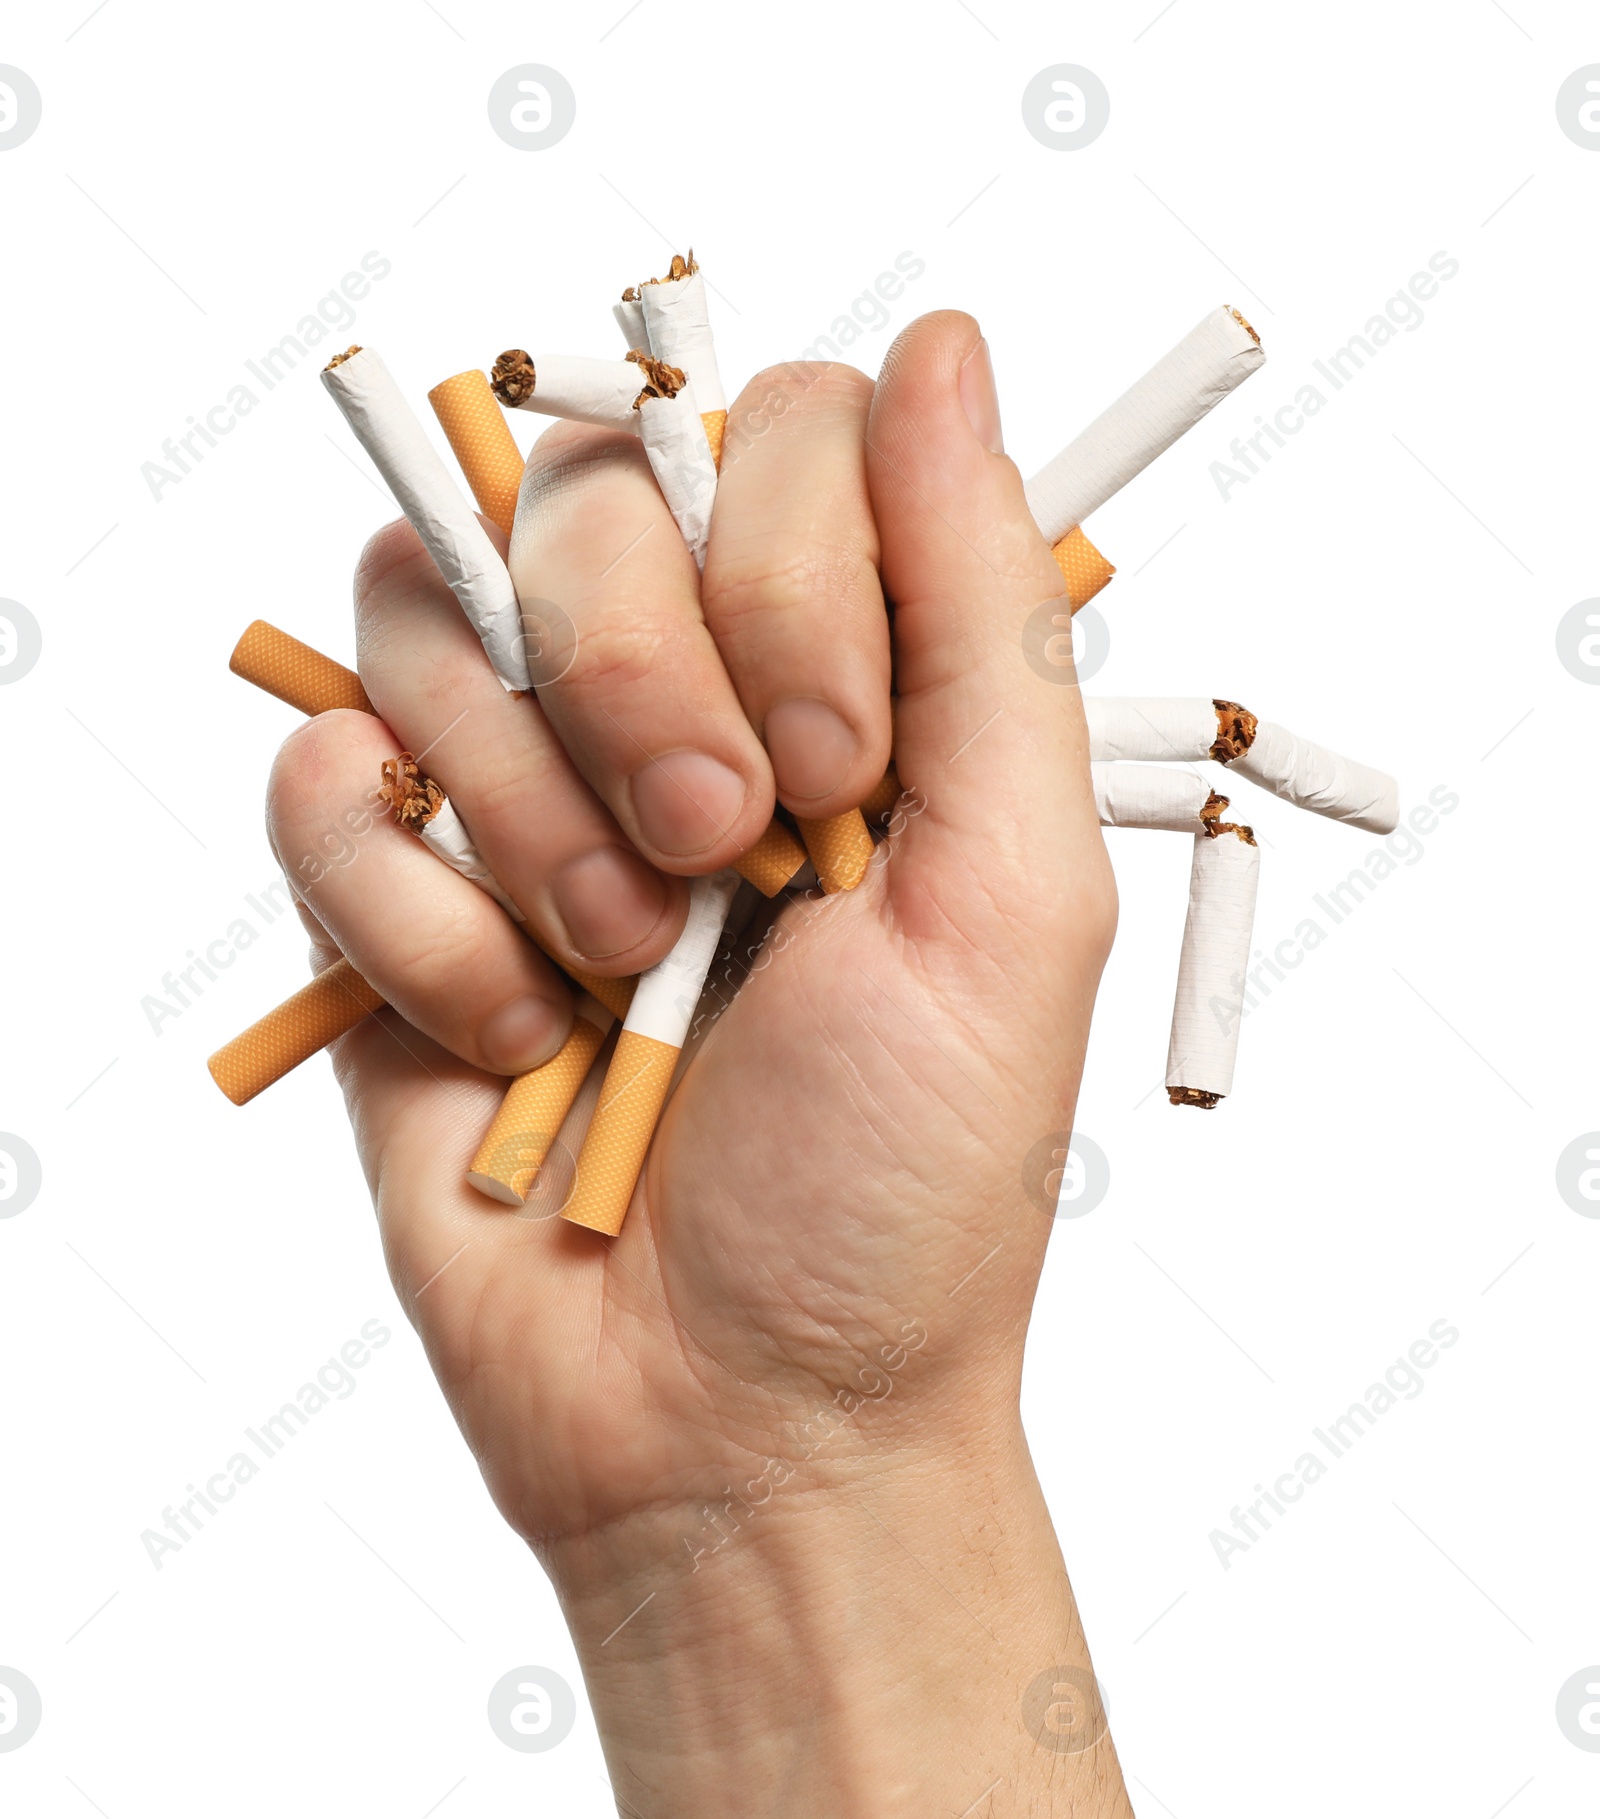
left=1165, top=820, right=1260, bottom=1107
left=490, top=349, right=650, bottom=432
left=1085, top=698, right=1398, bottom=833
left=321, top=345, right=529, bottom=693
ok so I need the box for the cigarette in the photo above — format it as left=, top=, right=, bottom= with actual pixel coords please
left=467, top=992, right=614, bottom=1204
left=1049, top=525, right=1116, bottom=612
left=1091, top=762, right=1212, bottom=832
left=321, top=346, right=529, bottom=694
left=427, top=369, right=524, bottom=538
left=1166, top=813, right=1260, bottom=1108
left=633, top=356, right=718, bottom=567
left=793, top=811, right=875, bottom=893
left=638, top=251, right=728, bottom=468
left=489, top=349, right=650, bottom=432
left=563, top=869, right=741, bottom=1236
left=207, top=958, right=385, bottom=1106
left=378, top=753, right=635, bottom=1023
left=859, top=764, right=902, bottom=827
left=613, top=286, right=648, bottom=352
left=229, top=621, right=373, bottom=718
left=1025, top=306, right=1265, bottom=545
left=1084, top=698, right=1398, bottom=834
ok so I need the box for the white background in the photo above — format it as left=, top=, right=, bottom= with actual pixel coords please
left=2, top=2, right=1596, bottom=1813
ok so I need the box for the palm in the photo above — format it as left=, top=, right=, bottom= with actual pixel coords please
left=340, top=792, right=1107, bottom=1552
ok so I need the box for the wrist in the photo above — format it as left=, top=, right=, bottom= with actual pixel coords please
left=542, top=1426, right=1131, bottom=1818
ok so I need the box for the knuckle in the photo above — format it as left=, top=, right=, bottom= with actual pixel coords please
left=353, top=518, right=429, bottom=606
left=562, top=613, right=679, bottom=701
left=705, top=545, right=877, bottom=637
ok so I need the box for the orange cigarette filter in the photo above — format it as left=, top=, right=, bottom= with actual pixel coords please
left=1053, top=525, right=1115, bottom=612
left=468, top=1007, right=610, bottom=1204
left=207, top=959, right=385, bottom=1106
left=230, top=621, right=373, bottom=717
left=700, top=409, right=727, bottom=470
left=428, top=369, right=524, bottom=538
left=859, top=765, right=901, bottom=826
left=794, top=811, right=875, bottom=894
left=561, top=1030, right=678, bottom=1236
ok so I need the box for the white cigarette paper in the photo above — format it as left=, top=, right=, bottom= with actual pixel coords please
left=1092, top=764, right=1213, bottom=832
left=1085, top=698, right=1398, bottom=834
left=1166, top=831, right=1261, bottom=1103
left=623, top=870, right=741, bottom=1049
left=639, top=267, right=727, bottom=414
left=1085, top=698, right=1219, bottom=764
left=638, top=383, right=717, bottom=568
left=1025, top=307, right=1264, bottom=542
left=419, top=797, right=524, bottom=922
left=321, top=347, right=529, bottom=693
left=491, top=352, right=645, bottom=432
left=1229, top=721, right=1398, bottom=834
left=613, top=293, right=648, bottom=351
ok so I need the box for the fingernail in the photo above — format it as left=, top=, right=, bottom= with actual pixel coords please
left=630, top=750, right=747, bottom=856
left=551, top=847, right=670, bottom=959
left=480, top=993, right=567, bottom=1073
left=764, top=697, right=859, bottom=803
left=959, top=336, right=1004, bottom=454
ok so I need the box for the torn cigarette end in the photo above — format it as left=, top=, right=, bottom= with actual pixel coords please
left=428, top=369, right=523, bottom=537
left=644, top=251, right=697, bottom=284
left=230, top=621, right=373, bottom=718
left=629, top=353, right=687, bottom=404
left=794, top=810, right=875, bottom=894
left=561, top=1028, right=680, bottom=1236
left=1210, top=699, right=1259, bottom=763
left=325, top=345, right=361, bottom=370
left=1167, top=1087, right=1224, bottom=1110
left=489, top=350, right=537, bottom=409
left=736, top=819, right=808, bottom=896
left=1199, top=790, right=1257, bottom=845
left=1051, top=526, right=1116, bottom=613
left=468, top=1013, right=609, bottom=1205
left=1228, top=307, right=1261, bottom=346
left=207, top=958, right=385, bottom=1106
left=379, top=753, right=445, bottom=831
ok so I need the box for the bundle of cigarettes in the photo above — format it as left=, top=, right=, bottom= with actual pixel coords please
left=209, top=255, right=1397, bottom=1236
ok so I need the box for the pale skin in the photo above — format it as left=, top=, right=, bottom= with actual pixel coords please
left=267, top=312, right=1132, bottom=1815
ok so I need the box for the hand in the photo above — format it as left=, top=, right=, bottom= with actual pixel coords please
left=266, top=312, right=1128, bottom=1816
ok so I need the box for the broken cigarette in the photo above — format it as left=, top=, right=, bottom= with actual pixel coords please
left=1084, top=698, right=1398, bottom=834
left=377, top=753, right=634, bottom=1023
left=1025, top=306, right=1265, bottom=545
left=207, top=959, right=386, bottom=1106
left=613, top=286, right=647, bottom=352
left=1092, top=767, right=1259, bottom=1106
left=427, top=369, right=524, bottom=538
left=467, top=991, right=615, bottom=1204
left=229, top=620, right=373, bottom=718
left=638, top=251, right=729, bottom=468
left=563, top=869, right=741, bottom=1236
left=489, top=350, right=650, bottom=432
left=1167, top=812, right=1260, bottom=1108
left=633, top=355, right=718, bottom=568
left=321, top=346, right=529, bottom=693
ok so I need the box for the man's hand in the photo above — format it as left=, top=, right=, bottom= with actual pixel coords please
left=265, top=312, right=1128, bottom=1816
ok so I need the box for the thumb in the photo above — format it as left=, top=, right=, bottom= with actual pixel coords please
left=865, top=311, right=1106, bottom=930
